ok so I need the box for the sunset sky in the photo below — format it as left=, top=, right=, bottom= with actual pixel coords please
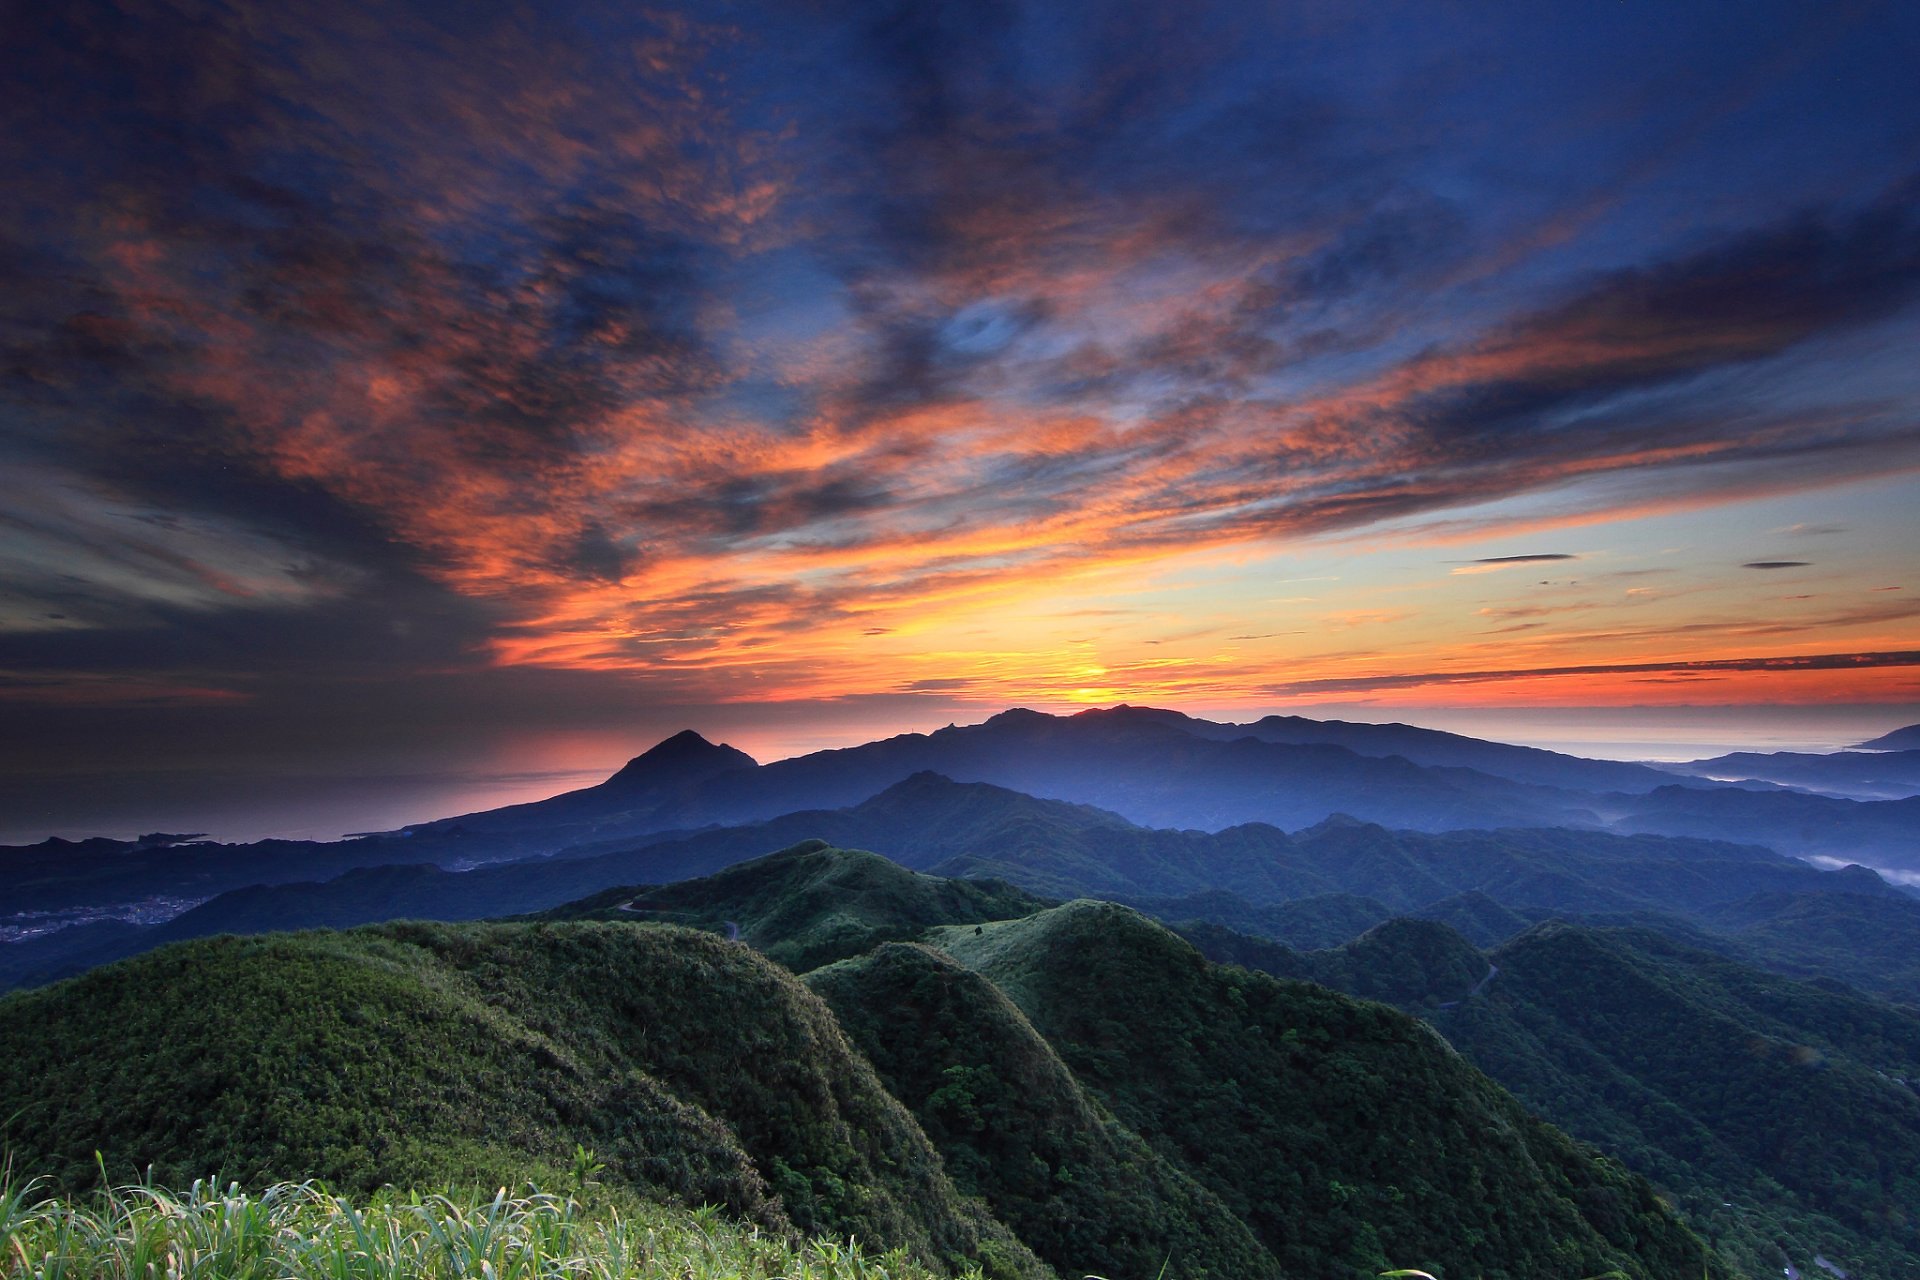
left=3, top=0, right=1919, bottom=840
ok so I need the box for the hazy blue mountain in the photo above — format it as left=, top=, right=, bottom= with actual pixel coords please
left=1659, top=748, right=1920, bottom=799
left=698, top=707, right=1588, bottom=833
left=0, top=918, right=144, bottom=990
left=457, top=707, right=1920, bottom=871
left=1194, top=710, right=1684, bottom=792
left=1611, top=784, right=1920, bottom=873
left=16, top=707, right=1920, bottom=926
left=403, top=729, right=758, bottom=841
left=1858, top=723, right=1920, bottom=751
left=0, top=831, right=450, bottom=916
left=12, top=769, right=1918, bottom=1001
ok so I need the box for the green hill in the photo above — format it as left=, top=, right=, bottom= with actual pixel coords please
left=528, top=841, right=1920, bottom=1276
left=809, top=941, right=1278, bottom=1280
left=533, top=839, right=1052, bottom=971
left=0, top=920, right=1044, bottom=1280
left=4, top=845, right=1742, bottom=1280
left=1704, top=888, right=1920, bottom=1001
left=1168, top=905, right=1920, bottom=1277
left=3, top=1178, right=962, bottom=1280
left=1306, top=917, right=1490, bottom=1009
left=1434, top=921, right=1920, bottom=1277
left=928, top=901, right=1722, bottom=1280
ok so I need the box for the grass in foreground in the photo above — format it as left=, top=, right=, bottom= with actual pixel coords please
left=0, top=1173, right=963, bottom=1280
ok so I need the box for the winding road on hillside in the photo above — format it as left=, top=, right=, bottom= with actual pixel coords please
left=616, top=902, right=741, bottom=941
left=1437, top=964, right=1500, bottom=1011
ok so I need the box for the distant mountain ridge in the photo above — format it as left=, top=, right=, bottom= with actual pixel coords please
left=405, top=705, right=1599, bottom=845
left=11, top=768, right=1919, bottom=1003
left=13, top=707, right=1920, bottom=930
left=1660, top=746, right=1920, bottom=800
left=1859, top=723, right=1920, bottom=751
left=408, top=705, right=1920, bottom=871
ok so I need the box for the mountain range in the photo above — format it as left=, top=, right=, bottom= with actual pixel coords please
left=0, top=859, right=1725, bottom=1280
left=8, top=707, right=1920, bottom=1278
left=508, top=842, right=1920, bottom=1277
left=10, top=766, right=1919, bottom=1005
left=9, top=710, right=1920, bottom=930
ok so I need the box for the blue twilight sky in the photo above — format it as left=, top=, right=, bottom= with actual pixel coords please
left=1, top=0, right=1918, bottom=839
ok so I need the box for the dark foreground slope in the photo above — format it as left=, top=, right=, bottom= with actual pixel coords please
left=926, top=901, right=1721, bottom=1280
left=809, top=942, right=1280, bottom=1280
left=0, top=921, right=1043, bottom=1280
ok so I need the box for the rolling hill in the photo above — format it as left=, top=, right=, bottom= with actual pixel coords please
left=925, top=901, right=1718, bottom=1280
left=0, top=919, right=1044, bottom=1278
left=0, top=867, right=1736, bottom=1280
left=1439, top=922, right=1920, bottom=1278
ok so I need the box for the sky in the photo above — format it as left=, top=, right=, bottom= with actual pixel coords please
left=3, top=0, right=1919, bottom=841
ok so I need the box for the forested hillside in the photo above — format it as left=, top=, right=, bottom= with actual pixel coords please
left=0, top=871, right=1730, bottom=1280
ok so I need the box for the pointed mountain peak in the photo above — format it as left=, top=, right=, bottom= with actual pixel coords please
left=602, top=730, right=758, bottom=791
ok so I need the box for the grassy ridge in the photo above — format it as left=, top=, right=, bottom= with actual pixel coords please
left=535, top=840, right=1050, bottom=972
left=1, top=846, right=1747, bottom=1280
left=0, top=921, right=1043, bottom=1280
left=0, top=1176, right=956, bottom=1280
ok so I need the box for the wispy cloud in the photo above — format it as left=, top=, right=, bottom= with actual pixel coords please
left=1451, top=553, right=1579, bottom=575
left=1260, top=650, right=1920, bottom=698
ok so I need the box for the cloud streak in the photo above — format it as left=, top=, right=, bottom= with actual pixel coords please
left=1260, top=650, right=1920, bottom=699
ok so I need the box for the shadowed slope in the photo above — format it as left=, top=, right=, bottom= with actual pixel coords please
left=1436, top=921, right=1920, bottom=1277
left=927, top=902, right=1720, bottom=1280
left=0, top=921, right=1045, bottom=1280
left=808, top=942, right=1278, bottom=1280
